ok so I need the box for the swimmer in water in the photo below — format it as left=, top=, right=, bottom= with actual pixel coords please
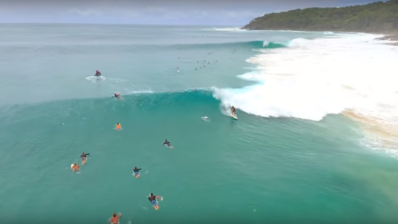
left=80, top=152, right=90, bottom=165
left=163, top=139, right=171, bottom=147
left=71, top=163, right=80, bottom=172
left=115, top=123, right=122, bottom=130
left=133, top=166, right=142, bottom=178
left=94, top=70, right=101, bottom=77
left=109, top=212, right=122, bottom=224
left=148, top=193, right=162, bottom=210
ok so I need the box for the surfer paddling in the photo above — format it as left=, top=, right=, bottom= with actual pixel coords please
left=163, top=139, right=172, bottom=148
left=148, top=193, right=163, bottom=210
left=109, top=212, right=122, bottom=224
left=80, top=152, right=90, bottom=165
left=114, top=92, right=121, bottom=100
left=133, top=166, right=142, bottom=178
left=71, top=163, right=80, bottom=172
left=94, top=70, right=101, bottom=77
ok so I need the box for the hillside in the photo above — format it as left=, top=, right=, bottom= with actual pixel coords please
left=242, top=0, right=398, bottom=34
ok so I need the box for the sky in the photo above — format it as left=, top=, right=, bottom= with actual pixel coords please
left=0, top=0, right=384, bottom=26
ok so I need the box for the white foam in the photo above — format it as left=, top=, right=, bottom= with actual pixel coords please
left=213, top=33, right=398, bottom=123
left=86, top=76, right=105, bottom=82
left=261, top=38, right=311, bottom=49
left=205, top=27, right=246, bottom=32
left=127, top=90, right=154, bottom=94
left=287, top=38, right=311, bottom=48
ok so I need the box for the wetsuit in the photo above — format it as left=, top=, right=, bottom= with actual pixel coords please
left=80, top=153, right=89, bottom=159
left=133, top=167, right=141, bottom=176
left=148, top=195, right=158, bottom=206
left=163, top=141, right=170, bottom=146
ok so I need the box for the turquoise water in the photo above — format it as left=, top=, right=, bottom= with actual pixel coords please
left=0, top=24, right=398, bottom=224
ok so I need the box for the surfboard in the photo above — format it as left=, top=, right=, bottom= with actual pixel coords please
left=201, top=116, right=210, bottom=122
left=70, top=164, right=74, bottom=169
left=231, top=114, right=238, bottom=120
left=164, top=144, right=174, bottom=149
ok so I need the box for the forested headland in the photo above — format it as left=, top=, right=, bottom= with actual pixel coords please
left=243, top=0, right=398, bottom=36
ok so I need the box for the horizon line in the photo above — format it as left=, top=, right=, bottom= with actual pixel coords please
left=0, top=22, right=243, bottom=27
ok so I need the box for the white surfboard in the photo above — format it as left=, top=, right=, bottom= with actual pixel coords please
left=201, top=116, right=210, bottom=122
left=231, top=114, right=238, bottom=120
left=164, top=144, right=174, bottom=149
left=71, top=164, right=74, bottom=169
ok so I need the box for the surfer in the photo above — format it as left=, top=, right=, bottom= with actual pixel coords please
left=163, top=139, right=171, bottom=147
left=71, top=163, right=80, bottom=172
left=148, top=193, right=162, bottom=210
left=114, top=92, right=121, bottom=99
left=94, top=70, right=101, bottom=77
left=231, top=106, right=236, bottom=116
left=109, top=212, right=122, bottom=224
left=133, top=166, right=142, bottom=178
left=80, top=152, right=89, bottom=165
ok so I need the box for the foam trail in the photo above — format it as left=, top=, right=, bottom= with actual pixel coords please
left=86, top=76, right=105, bottom=82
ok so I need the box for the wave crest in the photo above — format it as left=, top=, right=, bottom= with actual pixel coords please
left=204, top=27, right=245, bottom=32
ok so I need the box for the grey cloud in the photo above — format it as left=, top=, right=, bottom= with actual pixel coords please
left=0, top=0, right=381, bottom=25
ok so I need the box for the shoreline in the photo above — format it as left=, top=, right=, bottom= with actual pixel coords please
left=373, top=34, right=398, bottom=45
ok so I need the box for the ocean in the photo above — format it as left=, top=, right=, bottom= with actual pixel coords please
left=1, top=24, right=398, bottom=224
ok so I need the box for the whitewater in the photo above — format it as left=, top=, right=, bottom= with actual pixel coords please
left=214, top=32, right=398, bottom=153
left=1, top=24, right=398, bottom=224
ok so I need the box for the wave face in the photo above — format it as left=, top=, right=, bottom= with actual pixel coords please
left=183, top=38, right=312, bottom=50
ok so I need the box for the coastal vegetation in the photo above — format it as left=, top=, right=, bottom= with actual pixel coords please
left=243, top=0, right=398, bottom=34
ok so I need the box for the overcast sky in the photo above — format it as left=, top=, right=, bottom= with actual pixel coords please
left=0, top=0, right=382, bottom=25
